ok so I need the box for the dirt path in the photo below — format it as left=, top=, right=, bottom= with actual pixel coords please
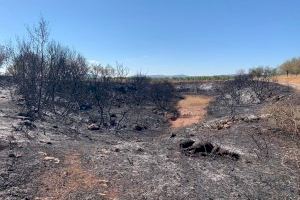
left=36, top=151, right=116, bottom=200
left=170, top=95, right=213, bottom=128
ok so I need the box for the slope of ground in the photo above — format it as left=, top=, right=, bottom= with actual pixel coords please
left=0, top=84, right=299, bottom=200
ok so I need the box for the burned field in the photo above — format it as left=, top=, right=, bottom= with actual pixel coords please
left=0, top=75, right=299, bottom=200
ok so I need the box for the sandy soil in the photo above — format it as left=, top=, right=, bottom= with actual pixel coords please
left=170, top=95, right=213, bottom=128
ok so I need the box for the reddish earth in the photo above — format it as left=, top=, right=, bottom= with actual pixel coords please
left=170, top=95, right=213, bottom=128
left=36, top=151, right=116, bottom=200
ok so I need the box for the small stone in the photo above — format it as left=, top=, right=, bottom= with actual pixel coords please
left=134, top=125, right=143, bottom=131
left=180, top=139, right=195, bottom=149
left=110, top=113, right=117, bottom=118
left=8, top=152, right=22, bottom=158
left=217, top=124, right=224, bottom=130
left=44, top=156, right=60, bottom=164
left=39, top=139, right=52, bottom=145
left=136, top=148, right=144, bottom=153
left=223, top=124, right=231, bottom=129
left=88, top=123, right=100, bottom=130
left=8, top=152, right=16, bottom=158
left=243, top=114, right=260, bottom=122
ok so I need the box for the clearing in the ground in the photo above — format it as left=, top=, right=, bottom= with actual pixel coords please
left=170, top=95, right=213, bottom=128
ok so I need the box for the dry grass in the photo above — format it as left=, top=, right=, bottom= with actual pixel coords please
left=275, top=75, right=300, bottom=91
left=170, top=95, right=213, bottom=128
left=264, top=100, right=300, bottom=135
left=275, top=75, right=300, bottom=84
left=269, top=75, right=300, bottom=134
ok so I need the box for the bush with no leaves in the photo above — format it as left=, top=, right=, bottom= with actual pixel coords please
left=6, top=18, right=178, bottom=131
left=265, top=98, right=300, bottom=135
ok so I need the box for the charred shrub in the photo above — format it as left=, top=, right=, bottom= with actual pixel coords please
left=216, top=71, right=278, bottom=117
left=180, top=140, right=240, bottom=160
left=265, top=96, right=300, bottom=136
left=7, top=19, right=178, bottom=131
left=150, top=81, right=177, bottom=112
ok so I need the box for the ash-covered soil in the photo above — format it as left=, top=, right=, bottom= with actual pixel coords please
left=0, top=83, right=299, bottom=200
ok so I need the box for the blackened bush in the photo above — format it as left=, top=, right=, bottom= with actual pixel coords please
left=150, top=81, right=177, bottom=111
left=7, top=18, right=178, bottom=130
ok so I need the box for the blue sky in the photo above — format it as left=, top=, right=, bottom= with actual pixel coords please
left=1, top=0, right=300, bottom=75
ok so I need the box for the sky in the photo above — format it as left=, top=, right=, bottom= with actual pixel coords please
left=1, top=0, right=300, bottom=76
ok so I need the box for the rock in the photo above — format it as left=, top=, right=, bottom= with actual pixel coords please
left=169, top=116, right=177, bottom=121
left=79, top=103, right=92, bottom=111
left=260, top=114, right=271, bottom=119
left=110, top=113, right=117, bottom=118
left=134, top=125, right=143, bottom=131
left=17, top=97, right=25, bottom=102
left=170, top=133, right=176, bottom=138
left=217, top=124, right=224, bottom=130
left=223, top=123, right=231, bottom=129
left=136, top=147, right=144, bottom=153
left=273, top=95, right=285, bottom=101
left=180, top=139, right=195, bottom=149
left=8, top=152, right=22, bottom=158
left=8, top=152, right=16, bottom=158
left=190, top=142, right=215, bottom=155
left=44, top=156, right=60, bottom=164
left=88, top=123, right=100, bottom=130
left=243, top=114, right=260, bottom=122
left=134, top=125, right=147, bottom=131
left=17, top=112, right=33, bottom=120
left=39, top=139, right=52, bottom=145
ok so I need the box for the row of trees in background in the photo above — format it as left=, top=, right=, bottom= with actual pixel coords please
left=248, top=66, right=277, bottom=78
left=1, top=18, right=177, bottom=128
left=248, top=57, right=300, bottom=77
left=156, top=75, right=233, bottom=82
left=152, top=64, right=290, bottom=83
left=279, top=57, right=300, bottom=76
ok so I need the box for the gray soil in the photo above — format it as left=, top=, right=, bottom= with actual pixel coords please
left=0, top=83, right=299, bottom=200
